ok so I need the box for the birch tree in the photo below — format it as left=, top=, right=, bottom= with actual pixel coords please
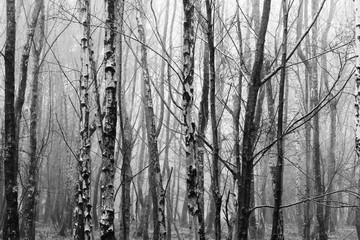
left=74, top=0, right=93, bottom=238
left=100, top=0, right=117, bottom=238
left=182, top=0, right=199, bottom=239
left=355, top=0, right=360, bottom=238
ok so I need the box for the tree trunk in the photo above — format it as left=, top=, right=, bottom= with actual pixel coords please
left=3, top=0, right=19, bottom=238
left=138, top=14, right=166, bottom=240
left=355, top=0, right=360, bottom=239
left=136, top=114, right=147, bottom=237
left=100, top=0, right=117, bottom=239
left=195, top=18, right=210, bottom=240
left=23, top=4, right=44, bottom=239
left=237, top=0, right=271, bottom=239
left=182, top=0, right=200, bottom=239
left=270, top=1, right=287, bottom=239
left=233, top=9, right=244, bottom=239
left=311, top=2, right=327, bottom=240
left=296, top=1, right=312, bottom=238
left=321, top=0, right=336, bottom=234
left=115, top=1, right=133, bottom=239
left=74, top=0, right=93, bottom=238
left=205, top=1, right=222, bottom=239
left=92, top=165, right=102, bottom=229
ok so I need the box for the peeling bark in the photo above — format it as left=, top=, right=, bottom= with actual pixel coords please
left=74, top=0, right=93, bottom=239
left=182, top=0, right=200, bottom=239
left=100, top=0, right=117, bottom=239
left=355, top=0, right=360, bottom=239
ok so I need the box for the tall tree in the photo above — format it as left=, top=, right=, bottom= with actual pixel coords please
left=100, top=0, right=117, bottom=239
left=23, top=2, right=45, bottom=239
left=138, top=12, right=167, bottom=240
left=296, top=1, right=312, bottom=238
left=116, top=1, right=133, bottom=239
left=74, top=0, right=93, bottom=238
left=205, top=0, right=222, bottom=239
left=182, top=0, right=199, bottom=239
left=237, top=0, right=271, bottom=239
left=311, top=1, right=327, bottom=240
left=355, top=0, right=360, bottom=238
left=270, top=0, right=287, bottom=239
left=195, top=4, right=209, bottom=240
left=3, top=0, right=19, bottom=238
left=322, top=0, right=337, bottom=234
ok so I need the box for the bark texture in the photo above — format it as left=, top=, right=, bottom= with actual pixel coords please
left=182, top=0, right=199, bottom=238
left=205, top=1, right=222, bottom=239
left=138, top=15, right=167, bottom=240
left=74, top=0, right=93, bottom=238
left=3, top=0, right=19, bottom=238
left=355, top=0, right=360, bottom=239
left=100, top=0, right=117, bottom=239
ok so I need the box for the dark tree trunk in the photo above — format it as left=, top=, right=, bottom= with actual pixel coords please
left=237, top=1, right=271, bottom=239
left=270, top=1, right=287, bottom=239
left=3, top=0, right=19, bottom=239
left=205, top=1, right=222, bottom=239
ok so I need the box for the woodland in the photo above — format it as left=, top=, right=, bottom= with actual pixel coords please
left=1, top=0, right=360, bottom=240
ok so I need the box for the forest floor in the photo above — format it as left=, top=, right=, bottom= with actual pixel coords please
left=19, top=222, right=359, bottom=239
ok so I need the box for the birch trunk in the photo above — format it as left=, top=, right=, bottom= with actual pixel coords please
left=138, top=14, right=166, bottom=240
left=74, top=0, right=93, bottom=238
left=182, top=0, right=198, bottom=238
left=100, top=0, right=117, bottom=238
left=355, top=0, right=360, bottom=238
